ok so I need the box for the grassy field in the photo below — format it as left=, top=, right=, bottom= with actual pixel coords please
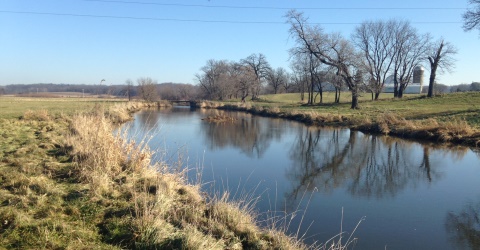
left=0, top=96, right=126, bottom=119
left=257, top=92, right=480, bottom=129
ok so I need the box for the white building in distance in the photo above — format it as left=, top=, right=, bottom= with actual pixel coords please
left=383, top=66, right=424, bottom=94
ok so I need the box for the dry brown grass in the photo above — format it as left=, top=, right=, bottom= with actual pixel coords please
left=63, top=104, right=307, bottom=249
left=21, top=109, right=51, bottom=121
left=204, top=101, right=480, bottom=147
left=202, top=115, right=237, bottom=123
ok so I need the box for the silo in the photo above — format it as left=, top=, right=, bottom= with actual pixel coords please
left=413, top=66, right=424, bottom=86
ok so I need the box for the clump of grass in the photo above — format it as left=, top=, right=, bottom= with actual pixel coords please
left=202, top=115, right=237, bottom=123
left=22, top=109, right=50, bottom=121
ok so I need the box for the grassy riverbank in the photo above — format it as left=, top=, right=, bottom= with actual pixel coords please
left=0, top=97, right=306, bottom=249
left=198, top=92, right=480, bottom=147
left=2, top=92, right=477, bottom=248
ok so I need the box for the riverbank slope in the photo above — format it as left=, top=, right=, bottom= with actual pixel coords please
left=196, top=92, right=480, bottom=147
left=0, top=97, right=305, bottom=249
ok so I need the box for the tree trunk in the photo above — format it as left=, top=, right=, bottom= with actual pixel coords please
left=374, top=92, right=380, bottom=100
left=428, top=65, right=437, bottom=97
left=393, top=73, right=399, bottom=98
left=309, top=74, right=314, bottom=105
left=351, top=92, right=359, bottom=109
left=398, top=86, right=404, bottom=98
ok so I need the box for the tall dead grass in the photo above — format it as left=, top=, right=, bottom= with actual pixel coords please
left=22, top=109, right=51, bottom=121
left=360, top=113, right=480, bottom=146
left=66, top=104, right=309, bottom=249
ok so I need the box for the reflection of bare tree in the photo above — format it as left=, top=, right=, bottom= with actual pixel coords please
left=445, top=200, right=480, bottom=249
left=349, top=138, right=415, bottom=198
left=285, top=129, right=366, bottom=205
left=285, top=129, right=467, bottom=207
left=199, top=110, right=285, bottom=158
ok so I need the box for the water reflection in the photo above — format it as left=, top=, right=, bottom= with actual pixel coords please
left=445, top=200, right=480, bottom=249
left=282, top=128, right=471, bottom=208
left=198, top=110, right=286, bottom=158
left=128, top=108, right=480, bottom=249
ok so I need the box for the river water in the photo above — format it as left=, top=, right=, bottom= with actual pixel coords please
left=125, top=107, right=480, bottom=250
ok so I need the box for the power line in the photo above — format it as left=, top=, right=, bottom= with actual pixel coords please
left=80, top=0, right=467, bottom=10
left=0, top=10, right=282, bottom=23
left=0, top=10, right=463, bottom=25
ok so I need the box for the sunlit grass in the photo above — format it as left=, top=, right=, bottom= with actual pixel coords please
left=0, top=96, right=125, bottom=119
left=257, top=92, right=480, bottom=129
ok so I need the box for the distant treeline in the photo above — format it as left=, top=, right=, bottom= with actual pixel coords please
left=437, top=82, right=480, bottom=93
left=0, top=82, right=479, bottom=100
left=0, top=83, right=201, bottom=100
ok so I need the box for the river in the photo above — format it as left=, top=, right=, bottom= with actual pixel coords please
left=124, top=107, right=480, bottom=250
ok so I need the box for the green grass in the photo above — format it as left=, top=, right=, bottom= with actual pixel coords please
left=0, top=96, right=126, bottom=119
left=256, top=92, right=480, bottom=129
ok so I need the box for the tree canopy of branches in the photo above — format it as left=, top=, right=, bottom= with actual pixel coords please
left=289, top=52, right=321, bottom=104
left=426, top=39, right=457, bottom=97
left=463, top=0, right=480, bottom=32
left=391, top=21, right=430, bottom=98
left=352, top=20, right=396, bottom=100
left=286, top=10, right=364, bottom=109
left=137, top=77, right=159, bottom=102
left=196, top=59, right=264, bottom=101
left=195, top=59, right=231, bottom=100
left=241, top=53, right=271, bottom=100
left=266, top=67, right=289, bottom=94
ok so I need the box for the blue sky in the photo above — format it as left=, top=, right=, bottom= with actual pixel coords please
left=1, top=0, right=478, bottom=86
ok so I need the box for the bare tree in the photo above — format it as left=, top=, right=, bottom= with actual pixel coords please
left=241, top=53, right=271, bottom=100
left=463, top=0, right=480, bottom=32
left=352, top=20, right=396, bottom=100
left=325, top=70, right=344, bottom=103
left=286, top=10, right=363, bottom=109
left=289, top=65, right=308, bottom=101
left=195, top=59, right=230, bottom=100
left=282, top=72, right=293, bottom=93
left=137, top=77, right=158, bottom=102
left=266, top=67, right=288, bottom=94
left=391, top=21, right=430, bottom=98
left=426, top=39, right=457, bottom=97
left=290, top=53, right=313, bottom=103
left=125, top=79, right=133, bottom=101
left=230, top=63, right=256, bottom=101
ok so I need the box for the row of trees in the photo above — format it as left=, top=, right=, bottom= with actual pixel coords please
left=286, top=10, right=457, bottom=109
left=128, top=78, right=199, bottom=102
left=196, top=11, right=459, bottom=109
left=195, top=54, right=276, bottom=101
left=195, top=54, right=328, bottom=101
left=0, top=81, right=199, bottom=102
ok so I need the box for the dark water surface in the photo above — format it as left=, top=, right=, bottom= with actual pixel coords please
left=126, top=107, right=480, bottom=250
